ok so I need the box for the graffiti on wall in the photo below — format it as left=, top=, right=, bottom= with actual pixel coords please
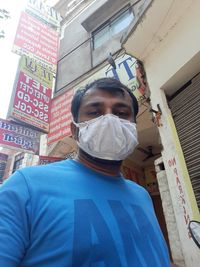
left=168, top=157, right=191, bottom=238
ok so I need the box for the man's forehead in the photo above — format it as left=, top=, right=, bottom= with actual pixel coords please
left=82, top=87, right=132, bottom=102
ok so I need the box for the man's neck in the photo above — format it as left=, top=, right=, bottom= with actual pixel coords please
left=75, top=149, right=122, bottom=177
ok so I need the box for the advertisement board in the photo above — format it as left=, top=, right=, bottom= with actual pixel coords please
left=9, top=67, right=52, bottom=133
left=47, top=90, right=74, bottom=144
left=73, top=54, right=147, bottom=101
left=12, top=11, right=59, bottom=73
left=25, top=0, right=62, bottom=29
left=0, top=118, right=41, bottom=154
left=20, top=55, right=54, bottom=89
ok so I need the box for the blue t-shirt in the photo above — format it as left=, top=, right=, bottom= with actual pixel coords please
left=0, top=159, right=170, bottom=267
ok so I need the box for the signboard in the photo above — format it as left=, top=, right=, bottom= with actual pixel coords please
left=0, top=118, right=41, bottom=154
left=26, top=0, right=62, bottom=29
left=20, top=55, right=54, bottom=88
left=12, top=11, right=59, bottom=73
left=47, top=90, right=74, bottom=144
left=39, top=155, right=64, bottom=165
left=0, top=153, right=8, bottom=182
left=9, top=66, right=52, bottom=133
left=74, top=54, right=147, bottom=101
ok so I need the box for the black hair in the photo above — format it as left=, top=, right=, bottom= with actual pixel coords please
left=71, top=77, right=139, bottom=122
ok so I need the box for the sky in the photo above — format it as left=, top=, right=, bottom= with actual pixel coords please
left=0, top=0, right=27, bottom=119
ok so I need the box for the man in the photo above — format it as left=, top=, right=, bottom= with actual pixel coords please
left=0, top=78, right=170, bottom=266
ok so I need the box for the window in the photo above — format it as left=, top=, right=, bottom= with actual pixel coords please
left=92, top=6, right=134, bottom=49
left=12, top=153, right=24, bottom=173
left=0, top=154, right=8, bottom=182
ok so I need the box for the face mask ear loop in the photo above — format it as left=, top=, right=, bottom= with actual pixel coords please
left=71, top=119, right=80, bottom=141
left=72, top=119, right=79, bottom=128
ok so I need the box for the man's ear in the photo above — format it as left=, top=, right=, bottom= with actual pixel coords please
left=70, top=121, right=78, bottom=140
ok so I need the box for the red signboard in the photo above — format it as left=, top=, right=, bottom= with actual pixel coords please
left=12, top=11, right=59, bottom=72
left=10, top=71, right=51, bottom=133
left=39, top=156, right=64, bottom=165
left=47, top=90, right=74, bottom=144
left=0, top=118, right=40, bottom=154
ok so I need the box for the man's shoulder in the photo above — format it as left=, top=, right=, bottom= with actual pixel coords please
left=124, top=179, right=150, bottom=198
left=20, top=159, right=68, bottom=175
left=5, top=159, right=77, bottom=191
left=11, top=159, right=75, bottom=186
left=124, top=178, right=145, bottom=190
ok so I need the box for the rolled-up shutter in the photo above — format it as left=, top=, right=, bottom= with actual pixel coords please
left=169, top=73, right=200, bottom=210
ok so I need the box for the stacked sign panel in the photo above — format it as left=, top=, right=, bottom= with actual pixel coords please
left=26, top=0, right=62, bottom=30
left=8, top=56, right=53, bottom=132
left=12, top=11, right=59, bottom=73
left=9, top=0, right=60, bottom=135
left=0, top=0, right=61, bottom=156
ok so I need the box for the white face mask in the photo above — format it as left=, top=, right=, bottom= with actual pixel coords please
left=73, top=114, right=138, bottom=161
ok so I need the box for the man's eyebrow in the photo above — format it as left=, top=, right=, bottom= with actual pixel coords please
left=84, top=102, right=103, bottom=108
left=113, top=103, right=132, bottom=109
left=83, top=102, right=133, bottom=109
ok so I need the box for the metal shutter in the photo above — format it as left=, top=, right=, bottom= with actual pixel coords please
left=169, top=73, right=200, bottom=211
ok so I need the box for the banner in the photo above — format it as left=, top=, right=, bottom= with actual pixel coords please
left=0, top=153, right=8, bottom=182
left=74, top=54, right=147, bottom=101
left=39, top=156, right=64, bottom=165
left=20, top=55, right=54, bottom=88
left=47, top=90, right=74, bottom=144
left=8, top=69, right=52, bottom=133
left=26, top=0, right=62, bottom=29
left=12, top=11, right=59, bottom=73
left=0, top=118, right=41, bottom=154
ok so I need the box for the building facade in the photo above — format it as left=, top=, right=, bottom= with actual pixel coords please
left=122, top=0, right=200, bottom=266
left=0, top=148, right=39, bottom=182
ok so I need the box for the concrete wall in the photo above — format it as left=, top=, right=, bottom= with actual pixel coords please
left=56, top=5, right=91, bottom=91
left=55, top=0, right=147, bottom=93
left=3, top=152, right=39, bottom=181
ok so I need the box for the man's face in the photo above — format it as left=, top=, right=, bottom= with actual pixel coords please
left=77, top=88, right=135, bottom=123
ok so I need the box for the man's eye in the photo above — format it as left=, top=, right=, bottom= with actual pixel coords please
left=115, top=112, right=129, bottom=117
